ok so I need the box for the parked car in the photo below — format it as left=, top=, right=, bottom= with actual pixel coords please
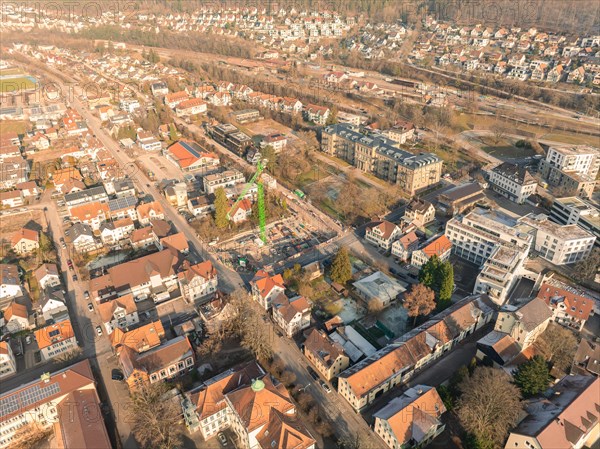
left=84, top=291, right=89, bottom=299
left=320, top=381, right=332, bottom=393
left=111, top=369, right=124, bottom=381
left=307, top=366, right=319, bottom=381
left=96, top=326, right=103, bottom=336
left=67, top=259, right=73, bottom=269
left=25, top=335, right=32, bottom=345
left=217, top=433, right=228, bottom=447
left=72, top=274, right=78, bottom=282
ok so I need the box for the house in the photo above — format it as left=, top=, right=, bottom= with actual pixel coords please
left=164, top=182, right=188, bottom=208
left=39, top=289, right=68, bottom=323
left=119, top=335, right=195, bottom=389
left=175, top=98, right=207, bottom=117
left=181, top=362, right=316, bottom=449
left=403, top=198, right=435, bottom=227
left=272, top=295, right=311, bottom=337
left=151, top=81, right=169, bottom=97
left=97, top=294, right=139, bottom=334
left=0, top=264, right=23, bottom=300
left=365, top=220, right=402, bottom=250
left=130, top=227, right=159, bottom=249
left=383, top=120, right=416, bottom=144
left=136, top=201, right=165, bottom=225
left=34, top=320, right=78, bottom=362
left=304, top=328, right=350, bottom=381
left=0, top=360, right=112, bottom=449
left=353, top=271, right=407, bottom=309
left=260, top=134, right=288, bottom=152
left=304, top=104, right=330, bottom=125
left=229, top=198, right=252, bottom=223
left=324, top=71, right=348, bottom=83
left=64, top=186, right=108, bottom=207
left=165, top=140, right=220, bottom=172
left=165, top=91, right=189, bottom=108
left=11, top=227, right=39, bottom=255
left=69, top=201, right=109, bottom=230
left=34, top=263, right=60, bottom=290
left=411, top=235, right=452, bottom=268
left=488, top=162, right=538, bottom=204
left=15, top=181, right=39, bottom=197
left=0, top=157, right=29, bottom=189
left=159, top=232, right=188, bottom=254
left=52, top=167, right=83, bottom=193
left=373, top=385, right=446, bottom=449
left=337, top=295, right=494, bottom=410
left=2, top=301, right=30, bottom=333
left=203, top=169, right=245, bottom=194
left=177, top=261, right=218, bottom=303
left=0, top=190, right=24, bottom=208
left=188, top=195, right=214, bottom=217
left=89, top=248, right=183, bottom=303
left=111, top=320, right=165, bottom=356
left=0, top=341, right=16, bottom=379
left=572, top=338, right=600, bottom=376
left=391, top=231, right=419, bottom=262
left=494, top=297, right=553, bottom=350
left=504, top=376, right=599, bottom=449
left=99, top=218, right=135, bottom=245
left=250, top=270, right=286, bottom=310
left=65, top=223, right=97, bottom=253
left=436, top=182, right=485, bottom=216
left=536, top=279, right=595, bottom=331
left=137, top=130, right=162, bottom=151
left=209, top=91, right=232, bottom=106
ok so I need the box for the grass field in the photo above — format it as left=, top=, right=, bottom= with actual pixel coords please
left=479, top=136, right=537, bottom=158
left=0, top=77, right=37, bottom=93
left=0, top=68, right=23, bottom=76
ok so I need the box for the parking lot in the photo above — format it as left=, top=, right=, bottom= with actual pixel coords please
left=137, top=152, right=184, bottom=183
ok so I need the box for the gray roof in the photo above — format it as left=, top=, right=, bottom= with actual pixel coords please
left=64, top=186, right=107, bottom=203
left=492, top=162, right=536, bottom=185
left=324, top=123, right=440, bottom=169
left=504, top=297, right=553, bottom=332
left=108, top=195, right=137, bottom=212
left=438, top=182, right=482, bottom=202
left=66, top=222, right=93, bottom=241
left=112, top=178, right=135, bottom=193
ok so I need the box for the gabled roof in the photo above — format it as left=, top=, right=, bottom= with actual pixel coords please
left=178, top=261, right=216, bottom=283
left=251, top=270, right=285, bottom=299
left=160, top=232, right=188, bottom=252
left=34, top=320, right=75, bottom=349
left=11, top=227, right=38, bottom=247
left=4, top=301, right=28, bottom=320
left=273, top=295, right=310, bottom=323
left=0, top=263, right=19, bottom=286
left=69, top=201, right=109, bottom=221
left=366, top=220, right=399, bottom=240
left=97, top=294, right=138, bottom=323
left=120, top=335, right=193, bottom=379
left=256, top=408, right=316, bottom=449
left=110, top=320, right=165, bottom=355
left=537, top=281, right=594, bottom=322
left=136, top=201, right=164, bottom=220
left=420, top=235, right=452, bottom=257
left=304, top=328, right=346, bottom=367
left=34, top=263, right=59, bottom=283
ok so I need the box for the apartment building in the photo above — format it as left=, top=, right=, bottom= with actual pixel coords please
left=97, top=294, right=140, bottom=334
left=210, top=123, right=252, bottom=156
left=0, top=360, right=111, bottom=449
left=403, top=198, right=435, bottom=227
left=520, top=213, right=596, bottom=265
left=177, top=261, right=218, bottom=303
left=0, top=264, right=23, bottom=301
left=303, top=328, right=350, bottom=381
left=231, top=109, right=262, bottom=123
left=411, top=235, right=452, bottom=268
left=337, top=295, right=493, bottom=411
left=272, top=295, right=311, bottom=337
left=473, top=245, right=528, bottom=305
left=203, top=169, right=245, bottom=194
left=181, top=362, right=316, bottom=449
left=488, top=162, right=538, bottom=204
left=436, top=182, right=485, bottom=216
left=539, top=145, right=600, bottom=198
left=445, top=207, right=534, bottom=265
left=321, top=124, right=442, bottom=195
left=549, top=196, right=600, bottom=246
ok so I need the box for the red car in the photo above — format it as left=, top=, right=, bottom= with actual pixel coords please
left=67, top=259, right=73, bottom=270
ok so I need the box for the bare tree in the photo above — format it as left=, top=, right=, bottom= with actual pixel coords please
left=129, top=383, right=183, bottom=449
left=403, top=283, right=436, bottom=326
left=12, top=423, right=52, bottom=449
left=535, top=322, right=578, bottom=372
left=457, top=367, right=522, bottom=448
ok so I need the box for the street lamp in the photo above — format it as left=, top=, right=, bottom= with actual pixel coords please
left=298, top=383, right=311, bottom=392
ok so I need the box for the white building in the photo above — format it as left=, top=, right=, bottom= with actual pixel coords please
left=353, top=271, right=407, bottom=309
left=272, top=295, right=311, bottom=337
left=520, top=214, right=596, bottom=265
left=494, top=297, right=553, bottom=350
left=549, top=197, right=600, bottom=246
left=203, top=169, right=245, bottom=194
left=488, top=162, right=538, bottom=204
left=96, top=294, right=140, bottom=334
left=34, top=320, right=78, bottom=362
left=0, top=342, right=16, bottom=379
left=0, top=264, right=23, bottom=300
left=177, top=261, right=218, bottom=303
left=365, top=220, right=401, bottom=250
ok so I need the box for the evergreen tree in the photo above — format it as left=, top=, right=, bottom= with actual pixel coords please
left=214, top=187, right=229, bottom=229
left=513, top=356, right=550, bottom=398
left=438, top=261, right=454, bottom=304
left=330, top=247, right=352, bottom=285
left=419, top=255, right=440, bottom=289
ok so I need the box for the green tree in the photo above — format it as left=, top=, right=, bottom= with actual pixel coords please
left=330, top=247, right=352, bottom=285
left=214, top=187, right=229, bottom=229
left=419, top=255, right=440, bottom=288
left=514, top=355, right=550, bottom=398
left=438, top=261, right=454, bottom=305
left=326, top=106, right=338, bottom=125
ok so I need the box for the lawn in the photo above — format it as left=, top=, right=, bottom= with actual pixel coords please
left=479, top=136, right=537, bottom=158
left=0, top=68, right=23, bottom=76
left=0, top=76, right=37, bottom=93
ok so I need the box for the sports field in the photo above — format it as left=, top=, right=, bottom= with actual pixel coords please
left=0, top=68, right=38, bottom=92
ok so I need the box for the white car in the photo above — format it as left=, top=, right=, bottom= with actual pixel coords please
left=87, top=303, right=94, bottom=312
left=96, top=326, right=103, bottom=336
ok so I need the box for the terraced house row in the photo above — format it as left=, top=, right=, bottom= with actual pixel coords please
left=337, top=294, right=494, bottom=411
